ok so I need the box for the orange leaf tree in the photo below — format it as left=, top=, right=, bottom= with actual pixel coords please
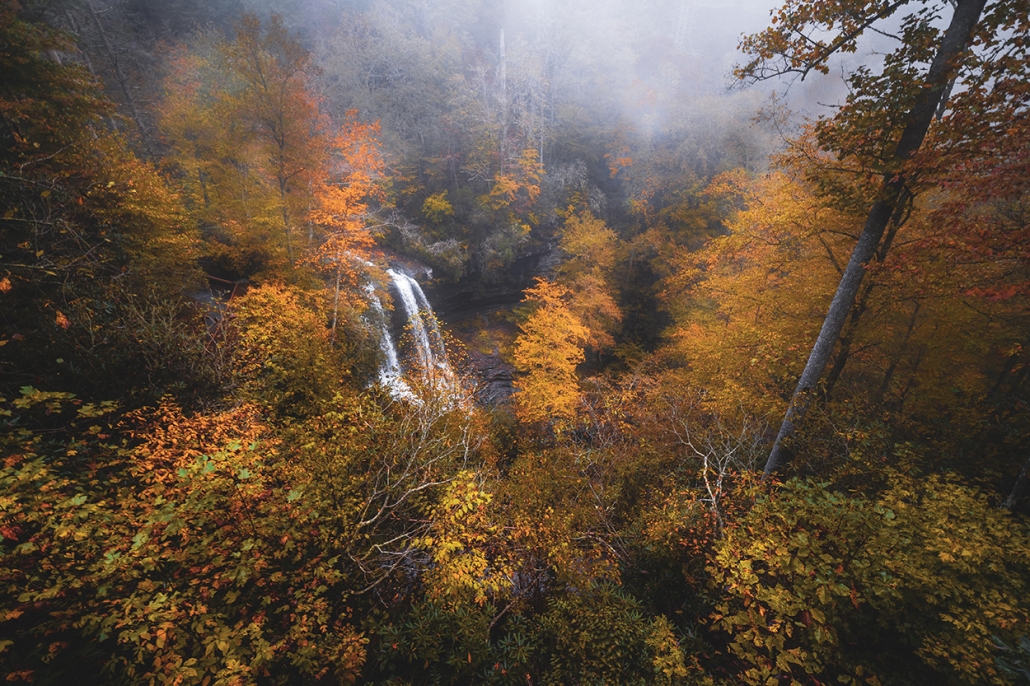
left=159, top=13, right=331, bottom=275
left=305, top=113, right=387, bottom=344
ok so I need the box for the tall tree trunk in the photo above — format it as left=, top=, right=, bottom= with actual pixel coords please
left=67, top=8, right=116, bottom=133
left=64, top=11, right=93, bottom=73
left=874, top=300, right=921, bottom=405
left=330, top=264, right=342, bottom=346
left=763, top=0, right=989, bottom=479
left=498, top=28, right=508, bottom=165
left=987, top=346, right=1024, bottom=398
left=1002, top=455, right=1030, bottom=511
left=279, top=166, right=294, bottom=262
left=823, top=191, right=912, bottom=397
left=85, top=1, right=148, bottom=144
left=538, top=94, right=544, bottom=168
left=281, top=200, right=293, bottom=261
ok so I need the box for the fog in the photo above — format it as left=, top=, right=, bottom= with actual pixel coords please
left=73, top=0, right=919, bottom=170
left=45, top=0, right=949, bottom=291
left=224, top=0, right=853, bottom=130
left=75, top=0, right=952, bottom=155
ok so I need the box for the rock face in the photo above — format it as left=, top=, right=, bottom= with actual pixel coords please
left=426, top=242, right=558, bottom=319
left=467, top=347, right=515, bottom=405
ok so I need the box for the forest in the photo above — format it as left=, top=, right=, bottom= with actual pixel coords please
left=1, top=0, right=1029, bottom=683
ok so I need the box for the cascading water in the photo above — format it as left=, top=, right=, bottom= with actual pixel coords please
left=364, top=283, right=415, bottom=400
left=361, top=265, right=458, bottom=401
left=387, top=269, right=454, bottom=380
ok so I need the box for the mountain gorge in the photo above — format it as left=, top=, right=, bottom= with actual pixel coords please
left=1, top=0, right=1029, bottom=684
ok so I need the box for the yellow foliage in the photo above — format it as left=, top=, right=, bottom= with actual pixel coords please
left=417, top=471, right=511, bottom=607
left=513, top=279, right=589, bottom=426
left=486, top=173, right=521, bottom=211
left=558, top=211, right=623, bottom=351
left=662, top=170, right=858, bottom=417
left=664, top=156, right=1024, bottom=425
left=710, top=474, right=1030, bottom=685
left=422, top=191, right=455, bottom=222
left=228, top=283, right=338, bottom=413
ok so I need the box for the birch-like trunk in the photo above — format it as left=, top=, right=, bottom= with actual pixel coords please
left=763, top=0, right=989, bottom=478
left=86, top=1, right=148, bottom=144
left=1003, top=456, right=1030, bottom=511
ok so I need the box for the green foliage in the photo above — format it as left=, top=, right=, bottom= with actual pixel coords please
left=710, top=475, right=1030, bottom=685
left=536, top=582, right=703, bottom=686
left=371, top=585, right=708, bottom=686
left=371, top=599, right=497, bottom=685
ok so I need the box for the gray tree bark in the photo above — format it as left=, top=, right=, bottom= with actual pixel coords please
left=763, top=0, right=990, bottom=479
left=85, top=1, right=148, bottom=143
left=1002, top=455, right=1030, bottom=511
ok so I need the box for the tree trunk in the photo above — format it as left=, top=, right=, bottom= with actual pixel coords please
left=763, top=0, right=989, bottom=479
left=987, top=346, right=1024, bottom=398
left=85, top=1, right=148, bottom=144
left=330, top=264, right=342, bottom=347
left=64, top=11, right=95, bottom=74
left=279, top=170, right=294, bottom=262
left=498, top=28, right=508, bottom=165
left=874, top=300, right=921, bottom=405
left=823, top=190, right=912, bottom=397
left=1002, top=455, right=1030, bottom=511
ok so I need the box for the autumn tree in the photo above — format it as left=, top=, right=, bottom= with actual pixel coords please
left=225, top=13, right=326, bottom=261
left=662, top=169, right=861, bottom=419
left=513, top=278, right=588, bottom=428
left=159, top=35, right=277, bottom=274
left=0, top=1, right=203, bottom=399
left=227, top=283, right=340, bottom=416
left=159, top=13, right=329, bottom=275
left=556, top=210, right=623, bottom=355
left=663, top=150, right=1030, bottom=491
left=734, top=0, right=1030, bottom=476
left=305, top=113, right=387, bottom=344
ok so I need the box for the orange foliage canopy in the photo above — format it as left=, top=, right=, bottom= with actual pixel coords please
left=306, top=113, right=386, bottom=313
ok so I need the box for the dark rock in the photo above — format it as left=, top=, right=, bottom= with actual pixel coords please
left=467, top=346, right=515, bottom=406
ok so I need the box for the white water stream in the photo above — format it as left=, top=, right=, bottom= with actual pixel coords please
left=363, top=267, right=457, bottom=401
left=364, top=283, right=415, bottom=400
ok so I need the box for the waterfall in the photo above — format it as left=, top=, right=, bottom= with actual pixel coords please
left=386, top=269, right=457, bottom=394
left=364, top=283, right=416, bottom=401
left=361, top=265, right=457, bottom=401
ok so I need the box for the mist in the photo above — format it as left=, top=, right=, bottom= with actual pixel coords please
left=4, top=0, right=1029, bottom=682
